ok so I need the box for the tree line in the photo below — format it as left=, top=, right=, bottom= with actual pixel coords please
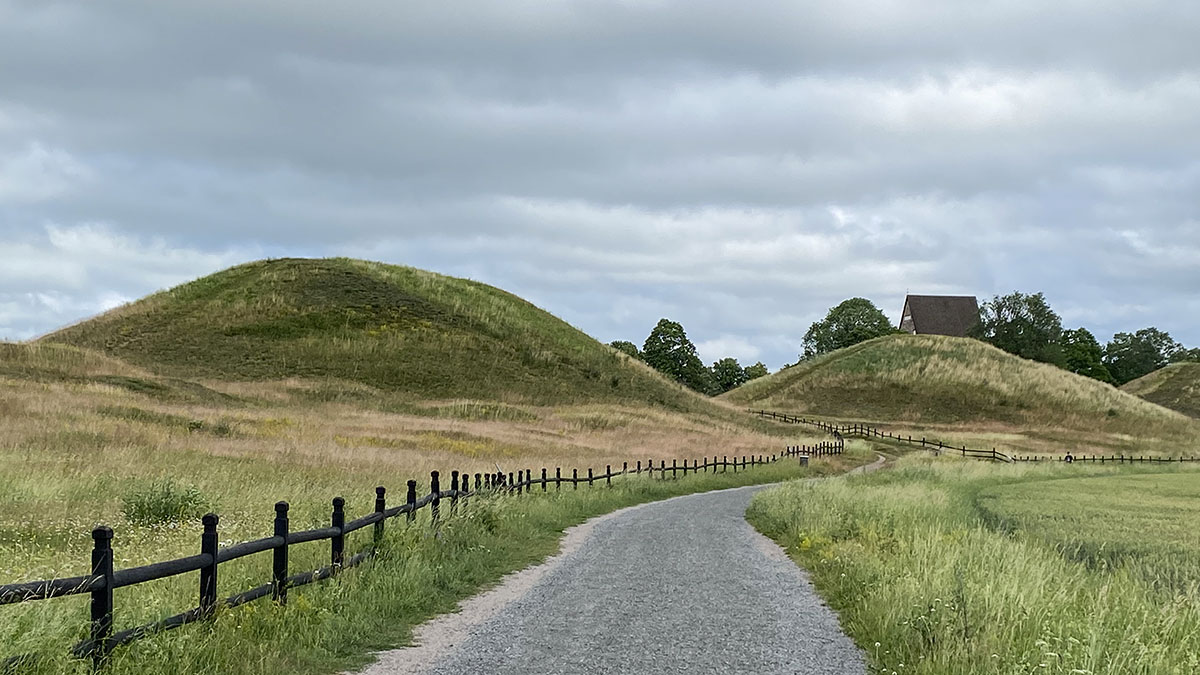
left=969, top=291, right=1198, bottom=385
left=610, top=319, right=768, bottom=395
left=790, top=292, right=1199, bottom=386
left=613, top=294, right=1198, bottom=397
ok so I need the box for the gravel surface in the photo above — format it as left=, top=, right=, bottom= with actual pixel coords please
left=358, top=480, right=869, bottom=675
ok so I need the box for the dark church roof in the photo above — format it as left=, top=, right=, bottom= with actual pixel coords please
left=899, top=295, right=980, bottom=337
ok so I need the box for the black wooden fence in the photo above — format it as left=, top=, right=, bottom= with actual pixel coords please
left=752, top=409, right=1199, bottom=465
left=0, top=444, right=832, bottom=670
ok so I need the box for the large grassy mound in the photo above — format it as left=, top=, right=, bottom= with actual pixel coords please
left=41, top=258, right=703, bottom=408
left=1122, top=363, right=1200, bottom=418
left=723, top=333, right=1196, bottom=435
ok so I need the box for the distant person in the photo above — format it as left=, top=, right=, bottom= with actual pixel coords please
left=1064, top=453, right=1074, bottom=463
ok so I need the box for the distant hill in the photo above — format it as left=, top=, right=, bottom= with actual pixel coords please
left=1122, top=363, right=1200, bottom=419
left=723, top=333, right=1196, bottom=435
left=41, top=258, right=706, bottom=409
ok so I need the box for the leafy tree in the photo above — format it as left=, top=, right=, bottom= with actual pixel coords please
left=609, top=340, right=642, bottom=360
left=1104, top=328, right=1181, bottom=384
left=801, top=298, right=895, bottom=359
left=642, top=319, right=711, bottom=394
left=1059, top=328, right=1113, bottom=384
left=744, top=361, right=769, bottom=380
left=971, top=291, right=1064, bottom=365
left=1171, top=347, right=1200, bottom=363
left=710, top=357, right=748, bottom=394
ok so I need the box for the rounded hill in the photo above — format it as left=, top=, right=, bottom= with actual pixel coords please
left=723, top=333, right=1196, bottom=434
left=1121, top=363, right=1200, bottom=419
left=42, top=258, right=702, bottom=407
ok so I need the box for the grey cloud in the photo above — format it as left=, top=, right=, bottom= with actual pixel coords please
left=1, top=0, right=1198, bottom=365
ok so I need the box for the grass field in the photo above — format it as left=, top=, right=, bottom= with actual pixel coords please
left=1122, top=362, right=1200, bottom=419
left=0, top=448, right=872, bottom=674
left=725, top=334, right=1200, bottom=457
left=747, top=454, right=1200, bottom=674
left=0, top=333, right=855, bottom=672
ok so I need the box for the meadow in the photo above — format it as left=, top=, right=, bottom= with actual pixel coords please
left=747, top=454, right=1200, bottom=674
left=0, top=339, right=856, bottom=672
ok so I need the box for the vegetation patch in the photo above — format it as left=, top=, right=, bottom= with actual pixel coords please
left=1122, top=362, right=1200, bottom=418
left=426, top=401, right=540, bottom=423
left=725, top=334, right=1200, bottom=442
left=748, top=458, right=1200, bottom=674
left=41, top=258, right=722, bottom=412
left=122, top=480, right=213, bottom=526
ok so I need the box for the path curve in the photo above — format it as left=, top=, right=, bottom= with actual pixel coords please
left=356, top=475, right=872, bottom=675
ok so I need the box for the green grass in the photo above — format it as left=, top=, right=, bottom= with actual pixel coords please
left=747, top=456, right=1200, bottom=675
left=1122, top=362, right=1200, bottom=419
left=40, top=258, right=714, bottom=411
left=1, top=451, right=871, bottom=674
left=723, top=334, right=1199, bottom=440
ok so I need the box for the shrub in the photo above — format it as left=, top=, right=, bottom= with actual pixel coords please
left=122, top=480, right=211, bottom=526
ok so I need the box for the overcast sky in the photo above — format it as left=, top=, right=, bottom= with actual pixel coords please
left=2, top=1, right=1198, bottom=368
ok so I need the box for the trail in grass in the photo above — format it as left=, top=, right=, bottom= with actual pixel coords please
left=356, top=480, right=869, bottom=675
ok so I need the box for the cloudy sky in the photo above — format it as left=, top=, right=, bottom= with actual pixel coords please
left=2, top=1, right=1198, bottom=368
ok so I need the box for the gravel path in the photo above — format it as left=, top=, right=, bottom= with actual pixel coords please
left=358, top=475, right=872, bottom=675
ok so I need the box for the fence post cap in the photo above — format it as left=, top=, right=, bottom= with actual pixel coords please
left=332, top=496, right=345, bottom=508
left=376, top=486, right=386, bottom=497
left=275, top=501, right=289, bottom=514
left=406, top=479, right=417, bottom=487
left=202, top=513, right=219, bottom=528
left=92, top=525, right=113, bottom=542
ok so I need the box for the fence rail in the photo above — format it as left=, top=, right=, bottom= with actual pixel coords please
left=1, top=443, right=834, bottom=670
left=752, top=409, right=1200, bottom=465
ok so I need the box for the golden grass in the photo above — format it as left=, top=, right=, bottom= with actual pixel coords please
left=0, top=345, right=824, bottom=585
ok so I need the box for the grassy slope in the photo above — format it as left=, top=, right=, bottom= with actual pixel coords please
left=41, top=258, right=709, bottom=410
left=723, top=333, right=1197, bottom=438
left=1122, top=362, right=1200, bottom=418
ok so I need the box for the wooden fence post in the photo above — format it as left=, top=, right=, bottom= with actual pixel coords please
left=331, top=497, right=345, bottom=571
left=556, top=467, right=562, bottom=490
left=89, top=526, right=114, bottom=668
left=475, top=473, right=482, bottom=491
left=542, top=468, right=548, bottom=491
left=606, top=465, right=611, bottom=486
left=588, top=468, right=594, bottom=486
left=406, top=481, right=417, bottom=524
left=572, top=468, right=578, bottom=489
left=373, top=487, right=386, bottom=549
left=273, top=502, right=289, bottom=604
left=430, top=472, right=441, bottom=525
left=200, top=513, right=219, bottom=616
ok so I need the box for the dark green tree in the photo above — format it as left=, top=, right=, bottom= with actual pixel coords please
left=801, top=298, right=895, bottom=359
left=1104, top=328, right=1181, bottom=384
left=1059, top=328, right=1113, bottom=384
left=744, top=361, right=769, bottom=380
left=710, top=357, right=748, bottom=394
left=642, top=319, right=711, bottom=394
left=609, top=340, right=642, bottom=360
left=970, top=291, right=1064, bottom=365
left=1173, top=347, right=1200, bottom=363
